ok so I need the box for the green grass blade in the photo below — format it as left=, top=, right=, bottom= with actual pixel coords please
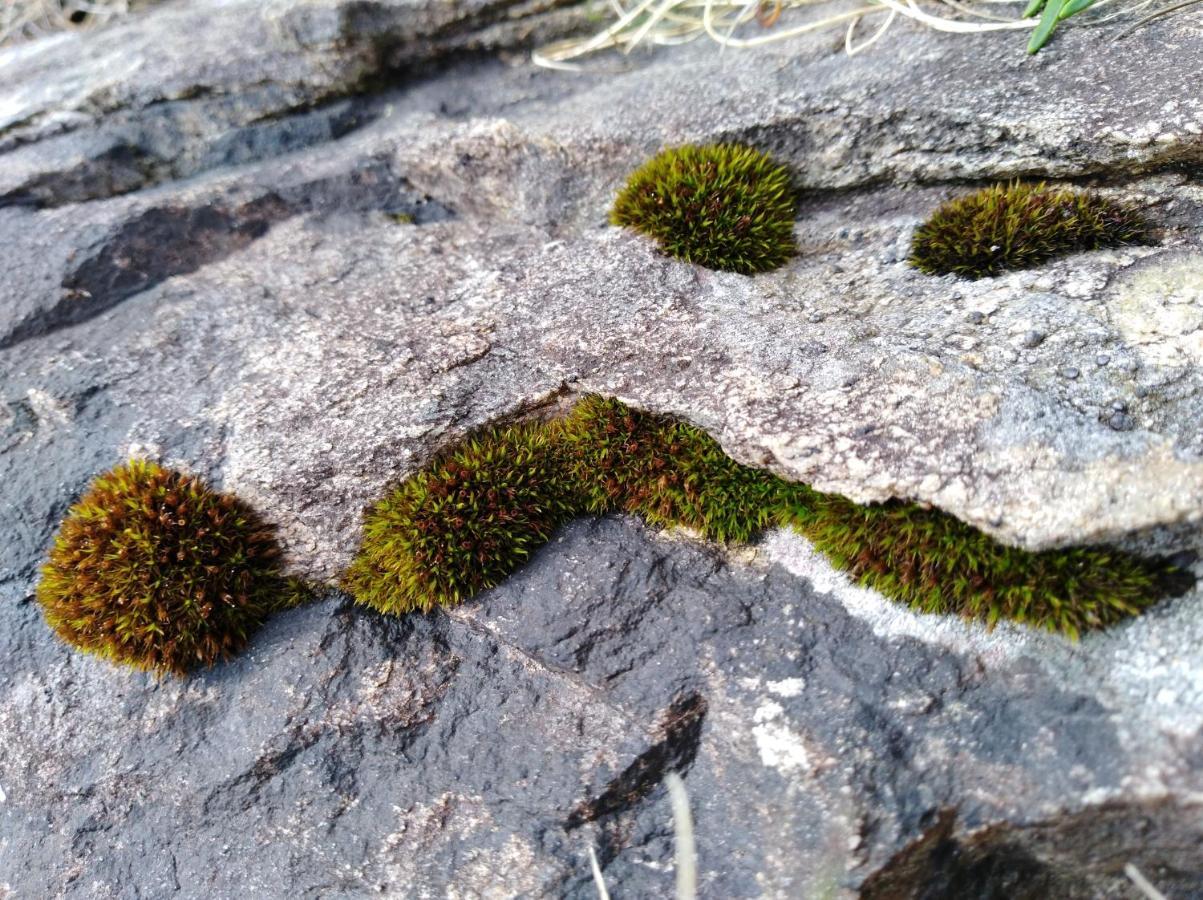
left=1058, top=0, right=1095, bottom=19
left=1028, top=0, right=1067, bottom=52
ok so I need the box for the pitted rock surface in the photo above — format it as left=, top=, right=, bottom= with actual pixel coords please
left=0, top=1, right=1201, bottom=897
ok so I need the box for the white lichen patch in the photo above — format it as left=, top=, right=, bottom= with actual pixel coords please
left=752, top=700, right=813, bottom=774
left=1107, top=252, right=1203, bottom=368
left=25, top=387, right=71, bottom=428
left=767, top=678, right=806, bottom=698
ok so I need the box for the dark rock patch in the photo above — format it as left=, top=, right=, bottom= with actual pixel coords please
left=565, top=691, right=707, bottom=829
left=861, top=801, right=1203, bottom=900
left=0, top=195, right=290, bottom=349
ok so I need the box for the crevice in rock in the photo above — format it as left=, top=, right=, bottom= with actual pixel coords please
left=0, top=157, right=456, bottom=352
left=0, top=99, right=382, bottom=211
left=0, top=0, right=591, bottom=211
left=859, top=801, right=1203, bottom=899
left=718, top=121, right=1203, bottom=196
left=565, top=691, right=707, bottom=830
left=278, top=157, right=456, bottom=224
left=344, top=0, right=588, bottom=80
left=0, top=141, right=161, bottom=210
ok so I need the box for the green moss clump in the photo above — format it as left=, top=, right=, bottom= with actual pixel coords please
left=610, top=143, right=797, bottom=275
left=342, top=421, right=581, bottom=614
left=342, top=395, right=1182, bottom=637
left=779, top=492, right=1175, bottom=638
left=560, top=395, right=785, bottom=543
left=36, top=459, right=286, bottom=676
left=909, top=182, right=1151, bottom=279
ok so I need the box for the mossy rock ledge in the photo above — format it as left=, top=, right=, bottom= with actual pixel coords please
left=0, top=2, right=1200, bottom=897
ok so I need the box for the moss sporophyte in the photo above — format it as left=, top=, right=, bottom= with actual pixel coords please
left=611, top=143, right=797, bottom=275
left=38, top=401, right=1185, bottom=675
left=909, top=182, right=1151, bottom=280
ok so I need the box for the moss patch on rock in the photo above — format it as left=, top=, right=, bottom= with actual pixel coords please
left=610, top=143, right=797, bottom=275
left=780, top=492, right=1175, bottom=638
left=909, top=182, right=1151, bottom=279
left=346, top=396, right=1181, bottom=635
left=342, top=421, right=581, bottom=614
left=36, top=459, right=291, bottom=676
left=559, top=394, right=785, bottom=543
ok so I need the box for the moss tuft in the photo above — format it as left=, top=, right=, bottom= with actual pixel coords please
left=36, top=459, right=287, bottom=676
left=344, top=396, right=1182, bottom=636
left=560, top=394, right=785, bottom=543
left=610, top=143, right=797, bottom=275
left=909, top=182, right=1151, bottom=279
left=779, top=493, right=1176, bottom=638
left=342, top=421, right=581, bottom=614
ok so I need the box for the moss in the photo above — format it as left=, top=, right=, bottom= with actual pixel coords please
left=909, top=182, right=1151, bottom=279
left=342, top=420, right=582, bottom=614
left=610, top=143, right=797, bottom=275
left=344, top=396, right=1181, bottom=636
left=559, top=394, right=785, bottom=543
left=36, top=459, right=288, bottom=676
left=779, top=492, right=1175, bottom=638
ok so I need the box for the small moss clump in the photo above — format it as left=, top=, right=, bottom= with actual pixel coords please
left=610, top=143, right=797, bottom=275
left=560, top=395, right=784, bottom=543
left=779, top=493, right=1175, bottom=638
left=342, top=421, right=581, bottom=614
left=909, top=182, right=1151, bottom=279
left=36, top=460, right=286, bottom=676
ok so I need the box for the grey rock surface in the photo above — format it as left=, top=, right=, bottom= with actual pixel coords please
left=4, top=517, right=1202, bottom=898
left=0, top=0, right=1201, bottom=897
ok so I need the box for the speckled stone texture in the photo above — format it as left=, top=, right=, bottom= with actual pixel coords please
left=0, top=1, right=1201, bottom=897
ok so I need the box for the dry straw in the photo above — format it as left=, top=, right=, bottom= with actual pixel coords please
left=533, top=0, right=1196, bottom=67
left=1, top=0, right=151, bottom=47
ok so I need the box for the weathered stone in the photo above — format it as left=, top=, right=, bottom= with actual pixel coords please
left=4, top=518, right=1201, bottom=898
left=0, top=1, right=1201, bottom=897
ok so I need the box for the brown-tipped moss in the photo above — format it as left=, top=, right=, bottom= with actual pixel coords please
left=342, top=395, right=1183, bottom=636
left=778, top=491, right=1178, bottom=638
left=342, top=421, right=582, bottom=615
left=610, top=143, right=797, bottom=275
left=36, top=459, right=286, bottom=676
left=909, top=182, right=1151, bottom=279
left=559, top=395, right=784, bottom=543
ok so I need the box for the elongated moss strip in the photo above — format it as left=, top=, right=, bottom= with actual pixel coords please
left=559, top=395, right=784, bottom=543
left=780, top=493, right=1173, bottom=638
left=343, top=421, right=582, bottom=614
left=909, top=182, right=1151, bottom=280
left=346, top=396, right=1181, bottom=635
left=36, top=460, right=294, bottom=676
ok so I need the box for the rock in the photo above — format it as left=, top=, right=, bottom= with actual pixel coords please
left=0, top=1, right=1201, bottom=897
left=4, top=518, right=1203, bottom=898
left=1019, top=329, right=1046, bottom=349
left=1108, top=412, right=1137, bottom=432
